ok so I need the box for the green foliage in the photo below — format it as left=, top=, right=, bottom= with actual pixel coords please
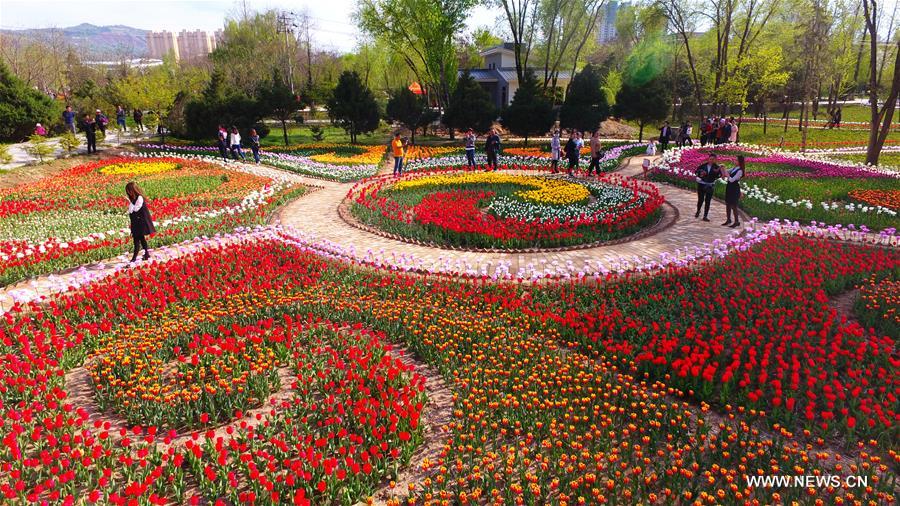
left=184, top=73, right=270, bottom=141
left=210, top=11, right=283, bottom=95
left=0, top=61, right=61, bottom=141
left=386, top=87, right=430, bottom=142
left=614, top=74, right=671, bottom=141
left=308, top=125, right=326, bottom=142
left=601, top=70, right=622, bottom=106
left=559, top=64, right=609, bottom=132
left=501, top=71, right=555, bottom=143
left=443, top=72, right=496, bottom=134
left=58, top=132, right=80, bottom=155
left=24, top=134, right=55, bottom=164
left=326, top=71, right=381, bottom=144
left=257, top=71, right=301, bottom=146
left=0, top=144, right=12, bottom=165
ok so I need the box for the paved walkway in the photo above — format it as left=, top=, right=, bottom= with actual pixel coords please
left=272, top=156, right=750, bottom=278
left=1, top=129, right=156, bottom=170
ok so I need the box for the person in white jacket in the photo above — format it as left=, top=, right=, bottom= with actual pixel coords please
left=229, top=126, right=245, bottom=161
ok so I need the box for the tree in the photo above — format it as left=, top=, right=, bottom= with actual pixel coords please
left=492, top=0, right=539, bottom=82
left=327, top=71, right=380, bottom=144
left=386, top=87, right=429, bottom=144
left=258, top=70, right=302, bottom=146
left=0, top=61, right=60, bottom=141
left=559, top=64, right=609, bottom=132
left=443, top=71, right=497, bottom=134
left=24, top=134, right=54, bottom=164
left=501, top=71, right=555, bottom=144
left=58, top=131, right=80, bottom=155
left=184, top=72, right=270, bottom=141
left=357, top=0, right=478, bottom=112
left=614, top=75, right=672, bottom=141
left=862, top=0, right=900, bottom=165
left=114, top=58, right=187, bottom=143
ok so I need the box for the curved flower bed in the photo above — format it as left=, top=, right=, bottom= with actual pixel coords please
left=1, top=236, right=897, bottom=503
left=350, top=169, right=664, bottom=249
left=0, top=157, right=303, bottom=286
left=855, top=275, right=899, bottom=338
left=137, top=143, right=383, bottom=182
left=651, top=144, right=900, bottom=230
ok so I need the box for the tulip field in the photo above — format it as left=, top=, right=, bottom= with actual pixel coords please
left=0, top=157, right=303, bottom=287
left=350, top=170, right=664, bottom=249
left=0, top=143, right=898, bottom=505
left=651, top=144, right=900, bottom=231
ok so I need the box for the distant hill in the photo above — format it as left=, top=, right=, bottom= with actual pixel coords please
left=0, top=23, right=149, bottom=58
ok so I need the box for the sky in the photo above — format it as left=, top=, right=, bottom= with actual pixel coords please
left=0, top=0, right=501, bottom=53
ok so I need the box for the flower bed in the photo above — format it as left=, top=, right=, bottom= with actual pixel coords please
left=1, top=235, right=896, bottom=504
left=137, top=143, right=383, bottom=182
left=855, top=275, right=899, bottom=338
left=0, top=156, right=303, bottom=286
left=651, top=144, right=900, bottom=230
left=349, top=168, right=664, bottom=249
left=403, top=142, right=645, bottom=173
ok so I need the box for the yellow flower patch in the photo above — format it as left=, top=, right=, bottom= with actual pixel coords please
left=394, top=172, right=590, bottom=205
left=100, top=161, right=180, bottom=176
left=309, top=145, right=385, bottom=165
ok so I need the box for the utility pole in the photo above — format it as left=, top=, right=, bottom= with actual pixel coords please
left=276, top=11, right=297, bottom=94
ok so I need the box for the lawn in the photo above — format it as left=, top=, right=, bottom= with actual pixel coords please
left=260, top=123, right=393, bottom=147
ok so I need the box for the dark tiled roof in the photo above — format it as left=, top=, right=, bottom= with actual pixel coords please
left=463, top=69, right=500, bottom=81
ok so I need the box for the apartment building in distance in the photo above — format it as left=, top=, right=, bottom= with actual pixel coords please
left=146, top=30, right=179, bottom=60
left=147, top=29, right=219, bottom=61
left=597, top=1, right=627, bottom=44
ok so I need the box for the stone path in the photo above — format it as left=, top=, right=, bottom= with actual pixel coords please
left=272, top=156, right=750, bottom=277
left=1, top=129, right=155, bottom=170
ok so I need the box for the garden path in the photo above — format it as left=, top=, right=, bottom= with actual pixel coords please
left=272, top=156, right=749, bottom=278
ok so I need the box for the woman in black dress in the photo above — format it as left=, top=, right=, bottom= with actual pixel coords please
left=723, top=155, right=744, bottom=228
left=125, top=182, right=156, bottom=262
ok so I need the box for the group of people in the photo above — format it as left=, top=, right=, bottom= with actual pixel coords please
left=549, top=129, right=604, bottom=176
left=462, top=129, right=502, bottom=170
left=216, top=125, right=261, bottom=163
left=694, top=152, right=744, bottom=227
left=698, top=117, right=739, bottom=146
left=56, top=105, right=148, bottom=155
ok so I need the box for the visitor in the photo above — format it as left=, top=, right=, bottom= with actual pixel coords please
left=564, top=131, right=579, bottom=175
left=723, top=155, right=744, bottom=228
left=116, top=106, right=127, bottom=132
left=392, top=131, right=405, bottom=176
left=587, top=130, right=602, bottom=176
left=229, top=126, right=245, bottom=161
left=485, top=129, right=501, bottom=169
left=728, top=117, right=738, bottom=143
left=95, top=110, right=108, bottom=136
left=700, top=118, right=711, bottom=146
left=645, top=140, right=656, bottom=156
left=133, top=109, right=144, bottom=131
left=248, top=128, right=261, bottom=164
left=81, top=114, right=97, bottom=154
left=834, top=107, right=842, bottom=128
left=62, top=105, right=77, bottom=134
left=695, top=153, right=721, bottom=221
left=34, top=123, right=46, bottom=136
left=681, top=122, right=693, bottom=147
left=216, top=125, right=228, bottom=161
left=464, top=128, right=477, bottom=167
left=574, top=130, right=584, bottom=154
left=642, top=158, right=651, bottom=177
left=715, top=118, right=729, bottom=145
left=659, top=121, right=671, bottom=151
left=125, top=182, right=155, bottom=263
left=550, top=130, right=561, bottom=173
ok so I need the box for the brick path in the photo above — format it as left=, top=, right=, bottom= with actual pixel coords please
left=272, top=156, right=750, bottom=277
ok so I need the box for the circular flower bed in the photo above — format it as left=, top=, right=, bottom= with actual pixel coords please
left=349, top=169, right=664, bottom=250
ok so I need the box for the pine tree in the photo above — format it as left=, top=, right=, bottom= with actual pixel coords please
left=327, top=71, right=381, bottom=144
left=614, top=75, right=671, bottom=141
left=443, top=72, right=496, bottom=136
left=501, top=71, right=555, bottom=145
left=559, top=64, right=610, bottom=133
left=0, top=62, right=60, bottom=141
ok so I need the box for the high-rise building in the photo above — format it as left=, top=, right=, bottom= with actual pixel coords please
left=176, top=29, right=216, bottom=61
left=147, top=30, right=179, bottom=60
left=598, top=1, right=627, bottom=44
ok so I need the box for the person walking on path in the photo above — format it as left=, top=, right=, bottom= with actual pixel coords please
left=81, top=114, right=97, bottom=154
left=229, top=126, right=245, bottom=161
left=550, top=130, right=561, bottom=173
left=125, top=182, right=155, bottom=263
left=464, top=129, right=477, bottom=167
left=680, top=122, right=693, bottom=147
left=133, top=109, right=144, bottom=131
left=95, top=110, right=108, bottom=136
left=564, top=131, right=579, bottom=175
left=116, top=106, right=127, bottom=132
left=659, top=121, right=671, bottom=151
left=723, top=155, right=745, bottom=228
left=63, top=106, right=77, bottom=134
left=485, top=129, right=501, bottom=169
left=216, top=125, right=228, bottom=161
left=587, top=130, right=602, bottom=176
left=391, top=132, right=406, bottom=176
left=695, top=153, right=721, bottom=221
left=248, top=128, right=261, bottom=164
